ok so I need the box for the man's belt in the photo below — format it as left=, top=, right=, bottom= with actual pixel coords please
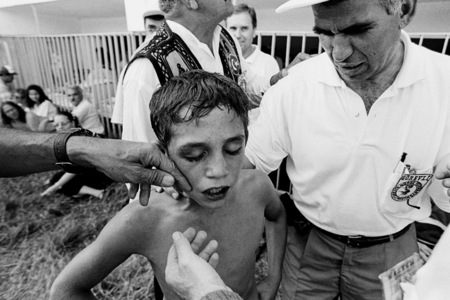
left=316, top=224, right=412, bottom=248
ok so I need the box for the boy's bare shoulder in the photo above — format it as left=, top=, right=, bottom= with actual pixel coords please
left=238, top=169, right=276, bottom=197
left=117, top=192, right=178, bottom=231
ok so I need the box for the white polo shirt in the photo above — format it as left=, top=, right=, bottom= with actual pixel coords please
left=246, top=46, right=280, bottom=87
left=246, top=31, right=450, bottom=236
left=112, top=20, right=271, bottom=143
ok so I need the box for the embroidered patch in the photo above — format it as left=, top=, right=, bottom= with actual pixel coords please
left=391, top=174, right=433, bottom=202
left=228, top=54, right=241, bottom=76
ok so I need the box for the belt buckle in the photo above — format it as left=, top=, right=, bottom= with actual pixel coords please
left=347, top=235, right=363, bottom=248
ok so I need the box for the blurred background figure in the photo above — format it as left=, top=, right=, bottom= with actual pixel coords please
left=67, top=85, right=105, bottom=135
left=26, top=84, right=58, bottom=131
left=143, top=0, right=165, bottom=39
left=41, top=111, right=112, bottom=208
left=27, top=84, right=58, bottom=119
left=227, top=4, right=280, bottom=80
left=0, top=101, right=30, bottom=131
left=0, top=65, right=17, bottom=103
left=13, top=88, right=30, bottom=108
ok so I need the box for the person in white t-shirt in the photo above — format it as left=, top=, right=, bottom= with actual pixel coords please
left=226, top=4, right=280, bottom=86
left=245, top=0, right=450, bottom=299
left=68, top=85, right=104, bottom=135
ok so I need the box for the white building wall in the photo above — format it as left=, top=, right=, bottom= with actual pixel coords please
left=0, top=2, right=449, bottom=35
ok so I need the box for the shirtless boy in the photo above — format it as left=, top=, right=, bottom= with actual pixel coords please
left=50, top=70, right=287, bottom=300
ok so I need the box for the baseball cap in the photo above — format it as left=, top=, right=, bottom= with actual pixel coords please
left=0, top=65, right=17, bottom=76
left=276, top=0, right=329, bottom=13
left=143, top=9, right=164, bottom=19
left=142, top=0, right=163, bottom=19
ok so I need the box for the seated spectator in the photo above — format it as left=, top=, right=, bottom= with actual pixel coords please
left=0, top=101, right=30, bottom=131
left=13, top=88, right=30, bottom=108
left=67, top=85, right=105, bottom=135
left=26, top=84, right=58, bottom=131
left=41, top=111, right=112, bottom=200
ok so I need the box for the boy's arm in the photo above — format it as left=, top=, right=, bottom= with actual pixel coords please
left=50, top=206, right=144, bottom=300
left=257, top=174, right=287, bottom=300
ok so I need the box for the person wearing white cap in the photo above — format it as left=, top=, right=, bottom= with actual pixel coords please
left=244, top=0, right=450, bottom=299
left=142, top=0, right=166, bottom=40
left=0, top=65, right=17, bottom=103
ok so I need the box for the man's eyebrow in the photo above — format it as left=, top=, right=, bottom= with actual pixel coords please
left=313, top=22, right=374, bottom=35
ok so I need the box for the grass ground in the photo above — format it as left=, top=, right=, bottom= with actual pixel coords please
left=0, top=172, right=268, bottom=300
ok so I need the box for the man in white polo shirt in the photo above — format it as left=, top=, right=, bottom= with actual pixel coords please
left=227, top=4, right=280, bottom=88
left=245, top=0, right=450, bottom=299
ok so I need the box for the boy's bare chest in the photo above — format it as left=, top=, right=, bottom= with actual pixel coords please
left=144, top=201, right=266, bottom=298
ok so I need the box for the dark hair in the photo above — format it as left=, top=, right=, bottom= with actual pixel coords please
left=145, top=14, right=165, bottom=21
left=56, top=111, right=80, bottom=128
left=27, top=84, right=50, bottom=105
left=150, top=70, right=250, bottom=148
left=1, top=101, right=26, bottom=125
left=234, top=4, right=257, bottom=28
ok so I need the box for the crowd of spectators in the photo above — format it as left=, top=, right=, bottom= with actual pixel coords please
left=0, top=67, right=105, bottom=136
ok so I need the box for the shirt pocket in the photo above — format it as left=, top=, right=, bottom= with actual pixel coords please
left=380, top=164, right=433, bottom=217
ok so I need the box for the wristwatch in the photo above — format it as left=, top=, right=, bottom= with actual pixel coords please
left=53, top=128, right=98, bottom=173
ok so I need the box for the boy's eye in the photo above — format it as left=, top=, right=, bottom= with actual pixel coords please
left=226, top=147, right=242, bottom=156
left=185, top=151, right=208, bottom=162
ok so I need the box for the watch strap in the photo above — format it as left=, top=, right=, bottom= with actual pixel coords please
left=53, top=128, right=97, bottom=173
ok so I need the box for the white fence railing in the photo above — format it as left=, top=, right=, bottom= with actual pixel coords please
left=1, top=31, right=449, bottom=139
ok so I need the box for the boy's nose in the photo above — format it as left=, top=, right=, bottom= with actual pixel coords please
left=205, top=154, right=229, bottom=178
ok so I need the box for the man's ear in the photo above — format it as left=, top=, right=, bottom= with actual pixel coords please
left=180, top=0, right=198, bottom=10
left=398, top=0, right=417, bottom=29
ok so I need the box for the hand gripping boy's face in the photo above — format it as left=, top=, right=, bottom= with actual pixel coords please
left=167, top=107, right=246, bottom=209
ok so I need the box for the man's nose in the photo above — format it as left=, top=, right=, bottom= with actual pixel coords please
left=332, top=34, right=353, bottom=62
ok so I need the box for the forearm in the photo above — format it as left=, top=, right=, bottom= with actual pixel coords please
left=265, top=211, right=287, bottom=281
left=0, top=128, right=58, bottom=177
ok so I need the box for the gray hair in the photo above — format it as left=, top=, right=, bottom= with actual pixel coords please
left=159, top=0, right=176, bottom=13
left=319, top=0, right=402, bottom=15
left=68, top=85, right=83, bottom=98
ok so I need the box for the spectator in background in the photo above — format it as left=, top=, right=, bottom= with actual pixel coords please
left=143, top=6, right=165, bottom=38
left=0, top=65, right=17, bottom=103
left=26, top=84, right=58, bottom=131
left=41, top=111, right=112, bottom=201
left=0, top=101, right=30, bottom=131
left=13, top=88, right=30, bottom=108
left=68, top=85, right=105, bottom=135
left=227, top=4, right=280, bottom=86
left=27, top=84, right=58, bottom=119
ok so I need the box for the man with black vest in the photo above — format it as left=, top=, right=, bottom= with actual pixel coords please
left=112, top=0, right=286, bottom=144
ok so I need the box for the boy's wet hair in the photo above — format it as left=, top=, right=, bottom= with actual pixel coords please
left=150, top=70, right=250, bottom=148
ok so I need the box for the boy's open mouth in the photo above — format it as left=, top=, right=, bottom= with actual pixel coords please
left=202, top=186, right=230, bottom=201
